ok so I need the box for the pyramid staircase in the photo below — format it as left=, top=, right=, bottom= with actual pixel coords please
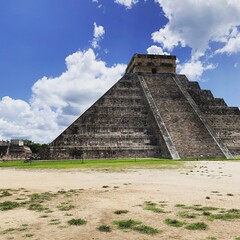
left=42, top=54, right=240, bottom=160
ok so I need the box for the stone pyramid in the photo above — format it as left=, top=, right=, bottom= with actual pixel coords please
left=42, top=54, right=240, bottom=160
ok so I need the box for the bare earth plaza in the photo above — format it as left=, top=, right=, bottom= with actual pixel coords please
left=0, top=54, right=240, bottom=239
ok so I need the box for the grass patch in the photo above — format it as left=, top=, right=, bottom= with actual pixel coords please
left=178, top=211, right=198, bottom=219
left=164, top=219, right=185, bottom=227
left=97, top=225, right=112, bottom=232
left=0, top=201, right=20, bottom=211
left=0, top=227, right=28, bottom=235
left=0, top=159, right=184, bottom=170
left=25, top=233, right=34, bottom=237
left=132, top=225, right=159, bottom=235
left=0, top=228, right=16, bottom=234
left=28, top=203, right=47, bottom=212
left=0, top=190, right=12, bottom=198
left=185, top=222, right=208, bottom=230
left=28, top=192, right=55, bottom=203
left=177, top=204, right=219, bottom=212
left=67, top=218, right=87, bottom=226
left=144, top=205, right=166, bottom=213
left=114, top=210, right=129, bottom=215
left=57, top=202, right=74, bottom=211
left=208, top=209, right=240, bottom=220
left=113, top=219, right=141, bottom=229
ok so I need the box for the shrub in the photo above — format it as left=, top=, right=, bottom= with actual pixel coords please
left=185, top=222, right=208, bottom=230
left=164, top=218, right=185, bottom=227
left=97, top=225, right=112, bottom=232
left=0, top=201, right=20, bottom=211
left=113, top=219, right=141, bottom=229
left=133, top=225, right=159, bottom=235
left=68, top=218, right=87, bottom=226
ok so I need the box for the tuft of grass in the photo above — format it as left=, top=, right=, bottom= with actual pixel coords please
left=102, top=185, right=109, bottom=188
left=28, top=203, right=46, bottom=212
left=0, top=227, right=28, bottom=235
left=132, top=225, right=159, bottom=235
left=235, top=237, right=240, bottom=240
left=25, top=233, right=34, bottom=237
left=0, top=201, right=20, bottom=211
left=209, top=210, right=240, bottom=221
left=57, top=202, right=74, bottom=211
left=177, top=204, right=219, bottom=212
left=97, top=225, right=112, bottom=232
left=185, top=222, right=208, bottom=230
left=0, top=228, right=16, bottom=235
left=164, top=218, right=185, bottom=227
left=49, top=219, right=61, bottom=225
left=143, top=201, right=166, bottom=213
left=114, top=210, right=129, bottom=215
left=0, top=190, right=12, bottom=198
left=178, top=211, right=198, bottom=219
left=226, top=193, right=234, bottom=196
left=67, top=218, right=87, bottom=226
left=113, top=219, right=141, bottom=229
left=28, top=192, right=54, bottom=203
left=175, top=204, right=186, bottom=208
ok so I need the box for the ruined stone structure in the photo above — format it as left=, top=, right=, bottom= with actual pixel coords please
left=42, top=54, right=240, bottom=160
left=0, top=140, right=32, bottom=160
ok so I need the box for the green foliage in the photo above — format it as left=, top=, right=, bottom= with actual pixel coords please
left=0, top=227, right=28, bottom=235
left=28, top=203, right=46, bottom=212
left=0, top=158, right=183, bottom=170
left=24, top=140, right=47, bottom=154
left=57, top=202, right=74, bottom=211
left=113, top=219, right=141, bottom=229
left=209, top=209, right=240, bottom=220
left=0, top=228, right=16, bottom=234
left=185, top=222, right=208, bottom=230
left=164, top=218, right=185, bottom=227
left=0, top=190, right=12, bottom=198
left=0, top=201, right=20, bottom=211
left=97, top=225, right=112, bottom=232
left=67, top=218, right=87, bottom=226
left=29, top=192, right=55, bottom=203
left=178, top=211, right=198, bottom=219
left=114, top=210, right=129, bottom=215
left=132, top=225, right=159, bottom=235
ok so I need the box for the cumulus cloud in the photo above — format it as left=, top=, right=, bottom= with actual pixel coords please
left=92, top=22, right=105, bottom=49
left=215, top=30, right=240, bottom=55
left=147, top=45, right=169, bottom=55
left=0, top=49, right=126, bottom=143
left=153, top=0, right=240, bottom=59
left=114, top=0, right=139, bottom=9
left=178, top=60, right=216, bottom=81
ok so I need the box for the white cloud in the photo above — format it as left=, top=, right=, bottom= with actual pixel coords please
left=114, top=0, right=139, bottom=9
left=0, top=49, right=126, bottom=143
left=146, top=45, right=169, bottom=55
left=178, top=60, right=216, bottom=82
left=92, top=22, right=105, bottom=49
left=153, top=0, right=240, bottom=59
left=215, top=31, right=240, bottom=55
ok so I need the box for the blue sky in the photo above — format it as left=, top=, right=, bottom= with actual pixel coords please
left=0, top=0, right=240, bottom=143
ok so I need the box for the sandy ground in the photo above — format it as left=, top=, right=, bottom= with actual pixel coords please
left=0, top=161, right=240, bottom=240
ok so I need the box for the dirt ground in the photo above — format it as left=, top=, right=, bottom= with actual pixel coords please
left=0, top=161, right=240, bottom=240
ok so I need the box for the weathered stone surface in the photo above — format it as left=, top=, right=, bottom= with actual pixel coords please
left=0, top=140, right=32, bottom=160
left=42, top=54, right=240, bottom=160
